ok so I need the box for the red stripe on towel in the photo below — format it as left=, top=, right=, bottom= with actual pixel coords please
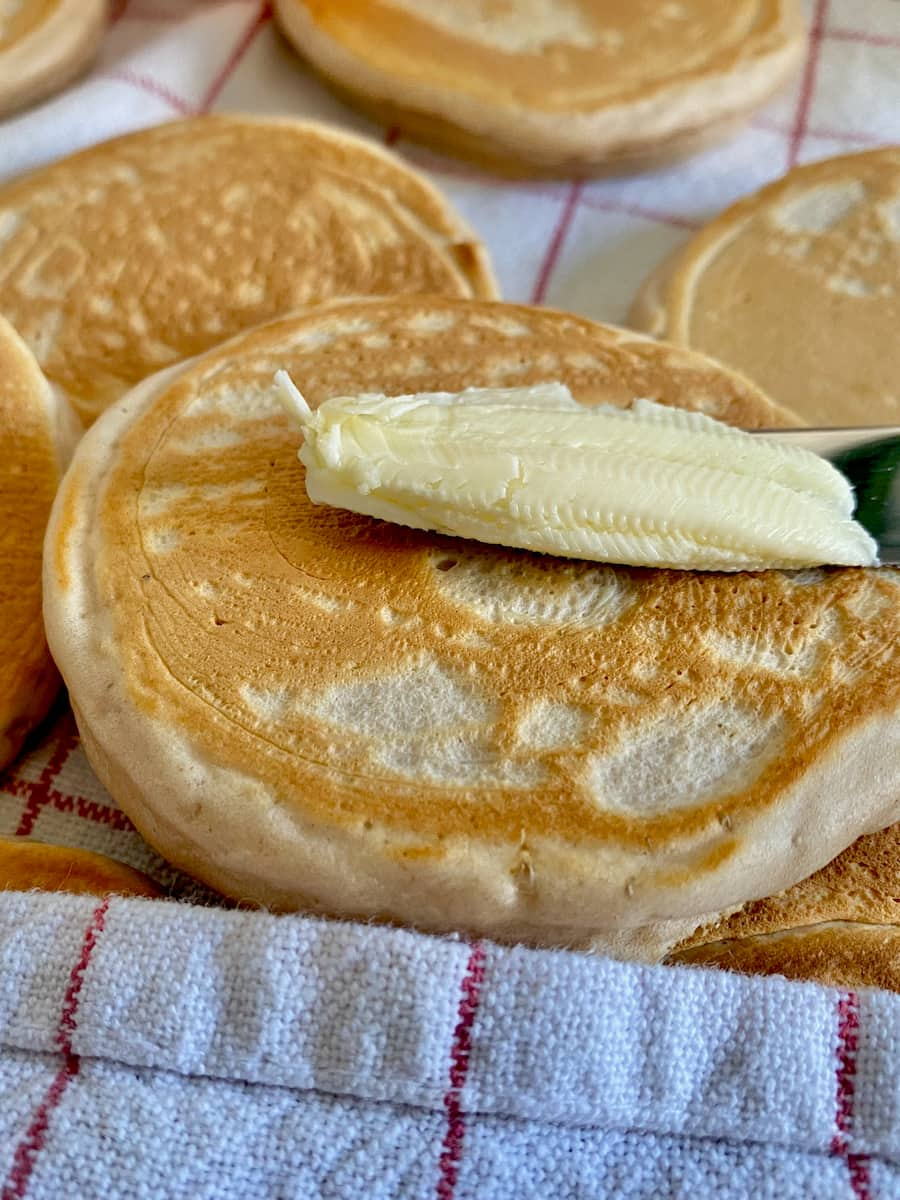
left=2, top=898, right=110, bottom=1200
left=199, top=1, right=273, bottom=112
left=787, top=0, right=829, bottom=168
left=831, top=992, right=872, bottom=1200
left=436, top=942, right=487, bottom=1200
left=530, top=181, right=584, bottom=304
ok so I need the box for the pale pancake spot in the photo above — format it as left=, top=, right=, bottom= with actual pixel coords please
left=708, top=608, right=839, bottom=676
left=481, top=358, right=529, bottom=376
left=312, top=317, right=372, bottom=339
left=827, top=276, right=873, bottom=299
left=773, top=181, right=866, bottom=235
left=879, top=196, right=900, bottom=242
left=193, top=480, right=266, bottom=501
left=88, top=295, right=115, bottom=317
left=468, top=314, right=533, bottom=337
left=295, top=329, right=337, bottom=352
left=18, top=237, right=86, bottom=299
left=170, top=425, right=244, bottom=453
left=305, top=656, right=497, bottom=741
left=376, top=735, right=547, bottom=789
left=431, top=549, right=635, bottom=628
left=516, top=700, right=591, bottom=751
left=146, top=528, right=182, bottom=555
left=289, top=585, right=346, bottom=614
left=109, top=165, right=141, bottom=187
left=394, top=355, right=430, bottom=376
left=222, top=184, right=250, bottom=211
left=313, top=181, right=403, bottom=246
left=240, top=684, right=292, bottom=723
left=143, top=341, right=181, bottom=367
left=385, top=0, right=596, bottom=53
left=565, top=352, right=608, bottom=371
left=586, top=703, right=785, bottom=816
left=841, top=576, right=897, bottom=621
left=236, top=281, right=266, bottom=306
left=631, top=661, right=661, bottom=683
left=486, top=317, right=530, bottom=337
left=405, top=311, right=457, bottom=334
left=784, top=568, right=826, bottom=587
left=0, top=209, right=21, bottom=250
left=142, top=226, right=167, bottom=250
left=139, top=483, right=189, bottom=518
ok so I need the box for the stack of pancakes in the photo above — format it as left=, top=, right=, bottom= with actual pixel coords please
left=0, top=98, right=897, bottom=992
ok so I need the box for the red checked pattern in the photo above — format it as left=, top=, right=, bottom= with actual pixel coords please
left=1, top=2, right=899, bottom=1196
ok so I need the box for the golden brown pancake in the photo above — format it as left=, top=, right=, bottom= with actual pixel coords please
left=0, top=115, right=497, bottom=426
left=43, top=297, right=899, bottom=948
left=629, top=148, right=900, bottom=426
left=0, top=315, right=80, bottom=771
left=274, top=0, right=805, bottom=176
left=668, top=823, right=900, bottom=992
left=0, top=836, right=162, bottom=898
left=0, top=0, right=105, bottom=118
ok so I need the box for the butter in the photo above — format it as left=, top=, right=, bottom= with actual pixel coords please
left=276, top=373, right=878, bottom=571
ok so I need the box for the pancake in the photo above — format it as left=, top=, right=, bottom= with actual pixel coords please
left=0, top=315, right=80, bottom=771
left=0, top=115, right=497, bottom=427
left=273, top=0, right=805, bottom=176
left=629, top=148, right=900, bottom=426
left=0, top=836, right=162, bottom=898
left=668, top=823, right=900, bottom=993
left=0, top=0, right=105, bottom=118
left=43, top=297, right=900, bottom=948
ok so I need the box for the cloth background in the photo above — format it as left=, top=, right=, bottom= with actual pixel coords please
left=2, top=2, right=900, bottom=1196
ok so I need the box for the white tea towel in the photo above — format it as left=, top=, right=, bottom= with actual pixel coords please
left=1, top=890, right=899, bottom=1199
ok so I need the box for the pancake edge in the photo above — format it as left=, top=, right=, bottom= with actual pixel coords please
left=0, top=0, right=106, bottom=119
left=0, top=316, right=80, bottom=770
left=274, top=0, right=805, bottom=174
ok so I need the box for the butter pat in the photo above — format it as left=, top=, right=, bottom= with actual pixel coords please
left=276, top=374, right=878, bottom=572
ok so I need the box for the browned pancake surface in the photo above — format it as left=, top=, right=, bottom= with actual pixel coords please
left=669, top=823, right=900, bottom=991
left=0, top=116, right=496, bottom=424
left=0, top=836, right=162, bottom=898
left=630, top=148, right=900, bottom=426
left=0, top=317, right=72, bottom=769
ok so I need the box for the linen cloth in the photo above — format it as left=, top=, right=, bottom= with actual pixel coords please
left=2, top=1, right=900, bottom=1196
